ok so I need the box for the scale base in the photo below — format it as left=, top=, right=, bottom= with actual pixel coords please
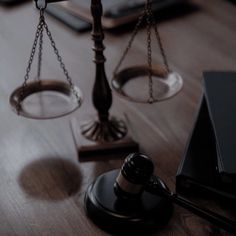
left=85, top=170, right=173, bottom=234
left=80, top=116, right=127, bottom=142
left=70, top=117, right=139, bottom=161
left=78, top=137, right=139, bottom=160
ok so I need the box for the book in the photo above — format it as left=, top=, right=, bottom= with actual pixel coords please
left=203, top=71, right=236, bottom=186
left=176, top=75, right=236, bottom=201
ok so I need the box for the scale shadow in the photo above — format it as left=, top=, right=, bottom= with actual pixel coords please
left=18, top=157, right=82, bottom=201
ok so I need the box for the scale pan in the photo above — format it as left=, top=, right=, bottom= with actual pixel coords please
left=10, top=80, right=83, bottom=119
left=111, top=65, right=183, bottom=103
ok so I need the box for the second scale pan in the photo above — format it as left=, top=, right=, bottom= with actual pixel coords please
left=111, top=65, right=183, bottom=103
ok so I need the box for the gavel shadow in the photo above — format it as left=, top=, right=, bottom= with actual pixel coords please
left=18, top=157, right=82, bottom=201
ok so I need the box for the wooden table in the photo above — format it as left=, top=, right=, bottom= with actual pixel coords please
left=0, top=0, right=235, bottom=235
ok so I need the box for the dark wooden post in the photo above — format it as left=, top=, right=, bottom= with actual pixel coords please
left=91, top=0, right=112, bottom=122
left=80, top=0, right=127, bottom=142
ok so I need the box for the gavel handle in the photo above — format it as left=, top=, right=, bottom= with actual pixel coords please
left=146, top=176, right=236, bottom=234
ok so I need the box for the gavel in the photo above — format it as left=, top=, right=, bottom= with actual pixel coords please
left=85, top=153, right=236, bottom=234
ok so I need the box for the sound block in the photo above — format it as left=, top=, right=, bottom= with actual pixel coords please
left=70, top=118, right=139, bottom=161
left=84, top=170, right=173, bottom=234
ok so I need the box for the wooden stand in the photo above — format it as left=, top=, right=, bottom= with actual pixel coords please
left=70, top=117, right=138, bottom=161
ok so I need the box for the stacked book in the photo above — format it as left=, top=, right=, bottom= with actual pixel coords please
left=176, top=72, right=236, bottom=202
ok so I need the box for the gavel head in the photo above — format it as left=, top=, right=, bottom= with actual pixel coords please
left=114, top=153, right=154, bottom=200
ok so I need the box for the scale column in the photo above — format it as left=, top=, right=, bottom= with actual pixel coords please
left=91, top=0, right=112, bottom=123
left=80, top=0, right=127, bottom=143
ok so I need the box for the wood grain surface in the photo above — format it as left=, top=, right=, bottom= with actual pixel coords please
left=0, top=0, right=235, bottom=235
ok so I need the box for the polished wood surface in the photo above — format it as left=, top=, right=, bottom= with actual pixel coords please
left=0, top=0, right=235, bottom=235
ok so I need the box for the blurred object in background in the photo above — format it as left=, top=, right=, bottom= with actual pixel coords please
left=0, top=0, right=28, bottom=6
left=46, top=3, right=92, bottom=32
left=46, top=0, right=190, bottom=31
left=228, top=0, right=236, bottom=4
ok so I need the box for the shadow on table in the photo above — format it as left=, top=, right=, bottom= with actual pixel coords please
left=18, top=157, right=82, bottom=201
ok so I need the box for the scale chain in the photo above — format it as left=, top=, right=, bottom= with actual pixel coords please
left=37, top=17, right=44, bottom=80
left=18, top=8, right=81, bottom=114
left=17, top=13, right=44, bottom=113
left=113, top=10, right=146, bottom=76
left=112, top=0, right=171, bottom=104
left=111, top=0, right=183, bottom=104
left=13, top=0, right=83, bottom=118
left=146, top=0, right=154, bottom=103
left=149, top=11, right=170, bottom=73
left=43, top=20, right=81, bottom=103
